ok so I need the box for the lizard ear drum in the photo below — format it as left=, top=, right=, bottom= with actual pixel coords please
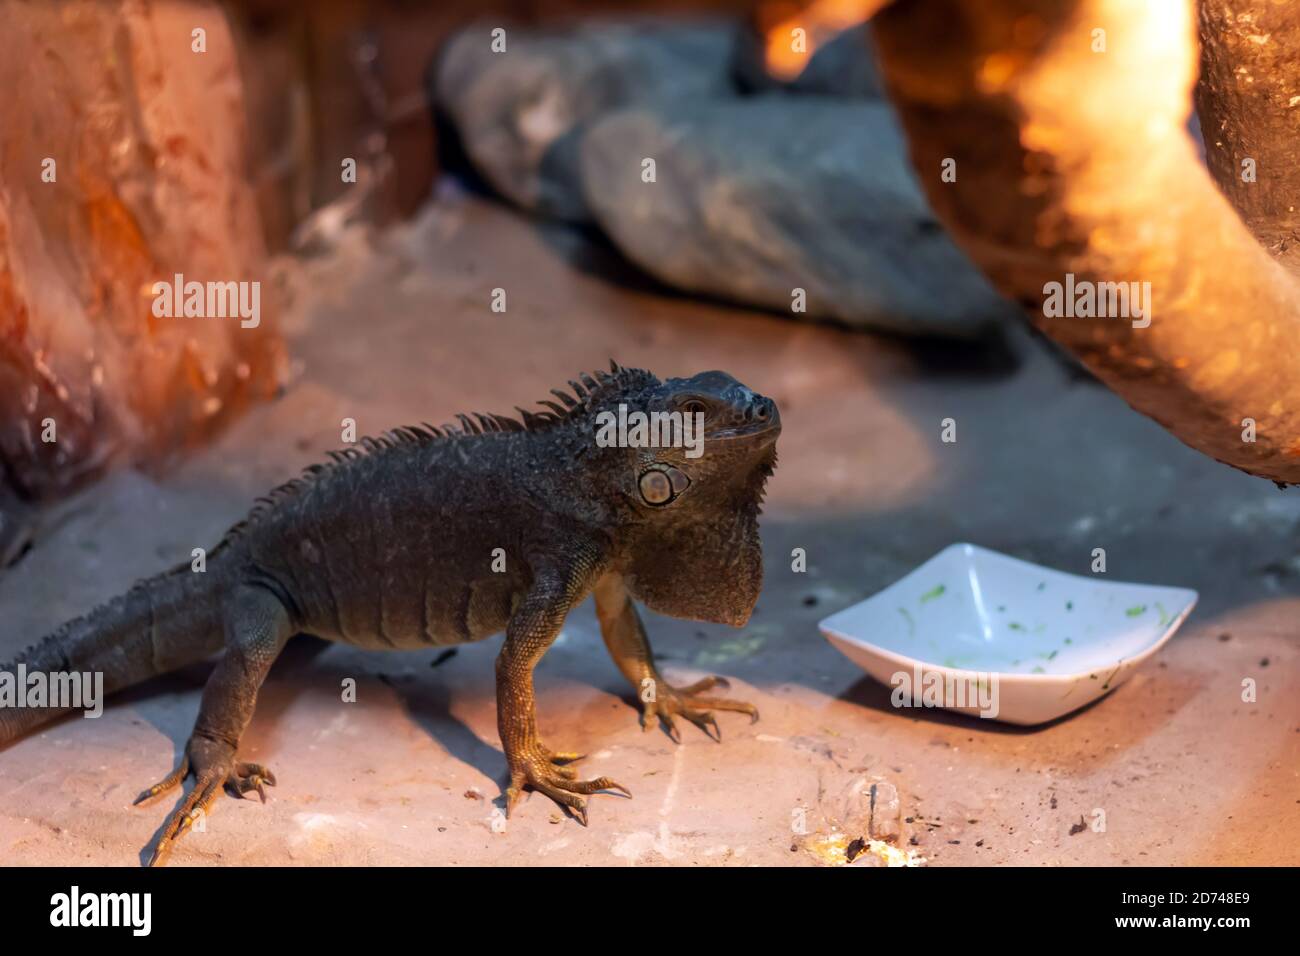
left=639, top=466, right=690, bottom=506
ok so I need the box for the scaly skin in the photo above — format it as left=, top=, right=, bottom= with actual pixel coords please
left=0, top=363, right=780, bottom=864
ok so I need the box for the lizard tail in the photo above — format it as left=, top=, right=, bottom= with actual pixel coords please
left=0, top=566, right=226, bottom=746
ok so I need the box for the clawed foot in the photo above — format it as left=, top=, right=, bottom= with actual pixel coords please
left=642, top=675, right=759, bottom=742
left=134, top=735, right=276, bottom=866
left=504, top=742, right=631, bottom=826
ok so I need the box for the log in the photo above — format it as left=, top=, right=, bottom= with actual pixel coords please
left=871, top=0, right=1300, bottom=485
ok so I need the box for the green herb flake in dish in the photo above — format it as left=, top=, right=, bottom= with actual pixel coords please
left=919, top=584, right=947, bottom=604
left=897, top=607, right=916, bottom=637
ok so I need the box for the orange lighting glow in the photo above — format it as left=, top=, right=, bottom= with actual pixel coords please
left=759, top=0, right=879, bottom=81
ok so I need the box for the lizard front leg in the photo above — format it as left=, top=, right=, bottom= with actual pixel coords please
left=593, top=571, right=758, bottom=742
left=498, top=558, right=630, bottom=825
left=135, top=584, right=292, bottom=865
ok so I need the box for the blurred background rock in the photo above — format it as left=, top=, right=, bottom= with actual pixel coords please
left=0, top=0, right=287, bottom=511
left=0, top=0, right=1008, bottom=527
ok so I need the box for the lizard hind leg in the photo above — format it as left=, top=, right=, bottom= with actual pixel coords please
left=138, top=584, right=292, bottom=866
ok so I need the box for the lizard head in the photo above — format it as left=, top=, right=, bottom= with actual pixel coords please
left=604, top=369, right=780, bottom=627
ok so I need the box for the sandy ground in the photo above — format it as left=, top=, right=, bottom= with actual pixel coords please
left=1, top=186, right=1297, bottom=866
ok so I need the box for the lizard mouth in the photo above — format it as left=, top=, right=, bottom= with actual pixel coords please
left=709, top=420, right=782, bottom=442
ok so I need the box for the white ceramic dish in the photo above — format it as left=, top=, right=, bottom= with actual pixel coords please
left=819, top=543, right=1197, bottom=725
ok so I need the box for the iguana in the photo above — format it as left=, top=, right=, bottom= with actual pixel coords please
left=0, top=363, right=780, bottom=865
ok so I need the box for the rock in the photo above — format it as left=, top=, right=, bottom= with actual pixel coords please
left=0, top=1, right=285, bottom=499
left=790, top=25, right=885, bottom=98
left=732, top=19, right=883, bottom=98
left=0, top=487, right=35, bottom=570
left=433, top=18, right=738, bottom=222
left=580, top=97, right=1015, bottom=338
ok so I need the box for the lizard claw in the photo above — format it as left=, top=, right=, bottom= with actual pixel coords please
left=504, top=744, right=631, bottom=825
left=137, top=737, right=276, bottom=866
left=148, top=769, right=226, bottom=867
left=682, top=709, right=722, bottom=742
left=504, top=785, right=525, bottom=818
left=134, top=754, right=190, bottom=806
left=536, top=743, right=585, bottom=764
left=229, top=762, right=276, bottom=803
left=675, top=675, right=732, bottom=695
left=643, top=674, right=759, bottom=743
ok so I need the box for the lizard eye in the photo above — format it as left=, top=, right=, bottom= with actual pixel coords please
left=681, top=400, right=707, bottom=416
left=639, top=465, right=691, bottom=506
